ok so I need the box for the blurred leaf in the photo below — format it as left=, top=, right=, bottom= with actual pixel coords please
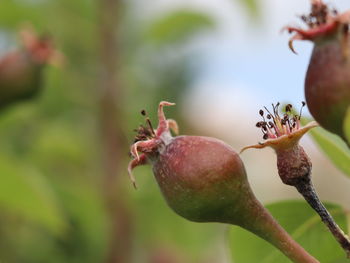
left=0, top=158, right=65, bottom=235
left=145, top=10, right=214, bottom=46
left=343, top=106, right=350, bottom=145
left=131, top=167, right=222, bottom=261
left=300, top=118, right=350, bottom=177
left=308, top=127, right=350, bottom=176
left=52, top=179, right=109, bottom=263
left=0, top=1, right=44, bottom=28
left=229, top=201, right=349, bottom=263
left=236, top=0, right=259, bottom=16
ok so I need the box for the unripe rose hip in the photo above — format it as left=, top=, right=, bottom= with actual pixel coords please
left=285, top=0, right=350, bottom=144
left=128, top=101, right=319, bottom=263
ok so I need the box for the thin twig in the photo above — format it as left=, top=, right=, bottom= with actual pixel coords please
left=295, top=178, right=350, bottom=258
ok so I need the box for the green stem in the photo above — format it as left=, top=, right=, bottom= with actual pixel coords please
left=228, top=196, right=319, bottom=263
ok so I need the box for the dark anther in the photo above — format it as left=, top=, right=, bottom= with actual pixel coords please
left=259, top=109, right=264, bottom=116
left=302, top=101, right=306, bottom=106
left=285, top=104, right=292, bottom=112
left=263, top=134, right=268, bottom=140
left=256, top=122, right=262, bottom=128
left=262, top=126, right=267, bottom=131
left=141, top=109, right=146, bottom=116
left=267, top=114, right=272, bottom=119
left=275, top=102, right=280, bottom=112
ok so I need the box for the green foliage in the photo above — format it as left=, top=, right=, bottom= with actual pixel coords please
left=145, top=10, right=214, bottom=46
left=343, top=106, right=350, bottom=145
left=0, top=0, right=220, bottom=261
left=0, top=1, right=43, bottom=28
left=229, top=201, right=349, bottom=263
left=0, top=157, right=65, bottom=235
left=131, top=167, right=224, bottom=262
left=236, top=0, right=259, bottom=16
left=301, top=119, right=350, bottom=177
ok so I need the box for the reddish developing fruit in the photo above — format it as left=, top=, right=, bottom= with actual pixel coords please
left=242, top=102, right=350, bottom=258
left=128, top=101, right=319, bottom=263
left=285, top=0, right=350, bottom=143
left=0, top=28, right=62, bottom=109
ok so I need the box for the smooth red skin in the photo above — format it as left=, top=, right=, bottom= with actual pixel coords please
left=150, top=135, right=280, bottom=231
left=147, top=135, right=319, bottom=263
left=151, top=135, right=251, bottom=223
left=305, top=38, right=350, bottom=140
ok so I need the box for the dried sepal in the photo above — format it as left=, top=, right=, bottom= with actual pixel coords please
left=241, top=121, right=318, bottom=153
left=127, top=101, right=175, bottom=188
left=284, top=0, right=350, bottom=54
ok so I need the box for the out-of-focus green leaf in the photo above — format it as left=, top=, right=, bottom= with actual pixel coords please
left=343, top=106, right=350, bottom=145
left=131, top=167, right=223, bottom=262
left=236, top=0, right=259, bottom=16
left=0, top=158, right=65, bottom=235
left=299, top=116, right=350, bottom=177
left=0, top=1, right=44, bottom=28
left=300, top=118, right=350, bottom=177
left=308, top=126, right=350, bottom=176
left=52, top=179, right=109, bottom=262
left=229, top=201, right=348, bottom=263
left=145, top=10, right=214, bottom=46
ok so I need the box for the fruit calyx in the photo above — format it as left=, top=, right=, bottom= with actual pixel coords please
left=128, top=101, right=178, bottom=188
left=241, top=102, right=317, bottom=185
left=241, top=102, right=318, bottom=153
left=284, top=0, right=350, bottom=54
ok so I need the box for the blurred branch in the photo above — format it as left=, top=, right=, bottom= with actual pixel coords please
left=97, top=0, right=131, bottom=262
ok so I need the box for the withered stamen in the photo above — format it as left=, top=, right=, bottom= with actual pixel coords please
left=146, top=117, right=156, bottom=136
left=133, top=110, right=157, bottom=143
left=299, top=101, right=306, bottom=120
left=255, top=102, right=305, bottom=140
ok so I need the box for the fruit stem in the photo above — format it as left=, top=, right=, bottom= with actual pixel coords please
left=295, top=178, right=350, bottom=258
left=229, top=196, right=319, bottom=263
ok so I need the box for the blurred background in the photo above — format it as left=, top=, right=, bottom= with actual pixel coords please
left=0, top=0, right=349, bottom=262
